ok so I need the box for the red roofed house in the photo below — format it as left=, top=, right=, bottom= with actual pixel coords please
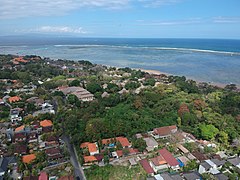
left=38, top=171, right=48, bottom=180
left=80, top=142, right=99, bottom=156
left=116, top=137, right=131, bottom=148
left=40, top=120, right=53, bottom=133
left=153, top=125, right=177, bottom=139
left=159, top=148, right=180, bottom=170
left=101, top=137, right=131, bottom=148
left=8, top=96, right=21, bottom=103
left=83, top=156, right=97, bottom=165
left=139, top=159, right=154, bottom=176
left=150, top=155, right=168, bottom=173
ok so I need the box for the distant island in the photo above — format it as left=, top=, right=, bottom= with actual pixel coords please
left=0, top=54, right=239, bottom=180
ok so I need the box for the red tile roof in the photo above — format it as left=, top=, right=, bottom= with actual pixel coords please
left=80, top=142, right=98, bottom=153
left=154, top=125, right=177, bottom=136
left=84, top=156, right=97, bottom=163
left=22, top=154, right=36, bottom=164
left=15, top=125, right=25, bottom=132
left=38, top=171, right=48, bottom=180
left=40, top=120, right=53, bottom=127
left=139, top=159, right=154, bottom=174
left=9, top=96, right=21, bottom=103
left=158, top=148, right=179, bottom=166
left=151, top=155, right=167, bottom=166
left=116, top=150, right=123, bottom=157
left=116, top=137, right=130, bottom=147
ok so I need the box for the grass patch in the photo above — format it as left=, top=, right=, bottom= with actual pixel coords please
left=85, top=164, right=146, bottom=180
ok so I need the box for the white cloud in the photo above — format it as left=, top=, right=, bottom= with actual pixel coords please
left=0, top=0, right=130, bottom=19
left=138, top=0, right=182, bottom=7
left=213, top=17, right=240, bottom=23
left=33, top=26, right=87, bottom=34
left=137, top=19, right=202, bottom=26
left=0, top=0, right=184, bottom=19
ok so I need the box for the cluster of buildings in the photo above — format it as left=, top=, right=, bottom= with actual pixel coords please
left=79, top=124, right=240, bottom=180
left=56, top=86, right=94, bottom=102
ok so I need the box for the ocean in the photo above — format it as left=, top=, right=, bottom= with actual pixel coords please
left=0, top=37, right=240, bottom=85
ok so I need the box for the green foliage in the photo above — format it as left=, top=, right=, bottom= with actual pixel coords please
left=125, top=81, right=141, bottom=90
left=132, top=138, right=147, bottom=152
left=69, top=79, right=80, bottom=86
left=87, top=82, right=103, bottom=94
left=143, top=78, right=156, bottom=86
left=199, top=124, right=219, bottom=140
left=183, top=160, right=198, bottom=172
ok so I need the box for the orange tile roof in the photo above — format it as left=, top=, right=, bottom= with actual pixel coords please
left=9, top=96, right=21, bottom=103
left=116, top=150, right=123, bottom=157
left=84, top=156, right=97, bottom=163
left=116, top=137, right=130, bottom=147
left=88, top=143, right=98, bottom=153
left=80, top=142, right=98, bottom=153
left=102, top=138, right=115, bottom=145
left=40, top=120, right=53, bottom=127
left=14, top=57, right=28, bottom=63
left=80, top=142, right=90, bottom=148
left=15, top=125, right=25, bottom=132
left=22, top=154, right=36, bottom=164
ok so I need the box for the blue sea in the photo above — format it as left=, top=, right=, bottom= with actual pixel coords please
left=0, top=36, right=240, bottom=85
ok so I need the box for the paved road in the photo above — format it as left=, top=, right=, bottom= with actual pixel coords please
left=3, top=95, right=12, bottom=108
left=61, top=135, right=86, bottom=180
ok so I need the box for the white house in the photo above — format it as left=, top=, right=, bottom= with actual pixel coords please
left=143, top=137, right=158, bottom=152
left=198, top=159, right=225, bottom=175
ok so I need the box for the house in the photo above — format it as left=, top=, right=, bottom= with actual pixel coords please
left=149, top=155, right=168, bottom=173
left=116, top=137, right=131, bottom=148
left=80, top=142, right=99, bottom=156
left=101, top=136, right=131, bottom=148
left=45, top=136, right=59, bottom=147
left=183, top=172, right=201, bottom=180
left=143, top=137, right=158, bottom=152
left=14, top=132, right=27, bottom=143
left=198, top=159, right=225, bottom=175
left=22, top=154, right=36, bottom=164
left=14, top=144, right=27, bottom=155
left=139, top=159, right=154, bottom=176
left=57, top=86, right=94, bottom=102
left=26, top=97, right=44, bottom=107
left=10, top=108, right=22, bottom=123
left=129, top=158, right=137, bottom=166
left=227, top=157, right=240, bottom=169
left=153, top=125, right=177, bottom=139
left=8, top=96, right=21, bottom=103
left=15, top=125, right=25, bottom=133
left=83, top=156, right=97, bottom=165
left=38, top=171, right=48, bottom=180
left=158, top=148, right=180, bottom=170
left=192, top=151, right=208, bottom=162
left=40, top=120, right=53, bottom=133
left=177, top=156, right=190, bottom=166
left=28, top=131, right=38, bottom=143
left=214, top=173, right=229, bottom=180
left=45, top=147, right=62, bottom=161
left=176, top=143, right=189, bottom=154
left=0, top=156, right=17, bottom=177
left=94, top=154, right=104, bottom=162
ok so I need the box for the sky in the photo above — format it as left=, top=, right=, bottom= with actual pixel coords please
left=0, top=0, right=240, bottom=39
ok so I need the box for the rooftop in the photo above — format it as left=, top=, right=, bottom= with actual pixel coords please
left=139, top=159, right=154, bottom=174
left=40, top=120, right=53, bottom=127
left=158, top=148, right=179, bottom=166
left=22, top=154, right=36, bottom=164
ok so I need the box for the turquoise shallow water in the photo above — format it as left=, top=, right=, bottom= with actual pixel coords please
left=0, top=37, right=240, bottom=85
